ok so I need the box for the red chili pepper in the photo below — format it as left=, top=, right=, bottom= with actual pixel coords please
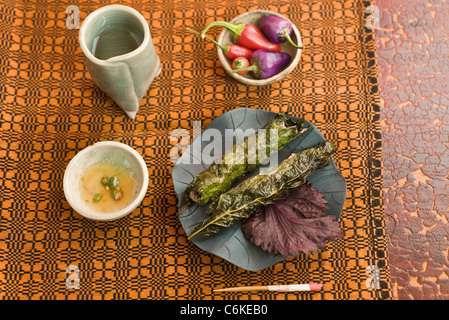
left=231, top=57, right=250, bottom=75
left=201, top=21, right=281, bottom=52
left=187, top=28, right=253, bottom=60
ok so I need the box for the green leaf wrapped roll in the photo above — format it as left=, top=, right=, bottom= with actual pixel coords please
left=187, top=141, right=336, bottom=240
left=179, top=110, right=308, bottom=214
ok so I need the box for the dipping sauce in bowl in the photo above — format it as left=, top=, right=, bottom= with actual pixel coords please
left=64, top=141, right=148, bottom=221
left=79, top=162, right=139, bottom=213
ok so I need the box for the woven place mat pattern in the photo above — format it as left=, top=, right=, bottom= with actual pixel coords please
left=0, top=0, right=391, bottom=299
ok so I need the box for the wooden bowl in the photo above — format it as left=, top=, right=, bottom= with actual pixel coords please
left=217, top=10, right=302, bottom=86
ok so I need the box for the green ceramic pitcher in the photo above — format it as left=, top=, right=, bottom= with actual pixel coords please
left=79, top=5, right=161, bottom=119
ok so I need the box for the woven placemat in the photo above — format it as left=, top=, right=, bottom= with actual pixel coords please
left=0, top=0, right=391, bottom=299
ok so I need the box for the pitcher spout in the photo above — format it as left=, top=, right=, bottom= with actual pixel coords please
left=125, top=110, right=138, bottom=119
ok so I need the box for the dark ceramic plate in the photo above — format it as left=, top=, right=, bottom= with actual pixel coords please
left=172, top=108, right=346, bottom=271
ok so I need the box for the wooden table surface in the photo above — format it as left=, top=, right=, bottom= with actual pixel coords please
left=375, top=0, right=449, bottom=299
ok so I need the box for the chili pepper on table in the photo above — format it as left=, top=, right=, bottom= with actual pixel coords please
left=231, top=57, right=250, bottom=75
left=259, top=15, right=304, bottom=49
left=232, top=49, right=291, bottom=79
left=201, top=21, right=281, bottom=52
left=187, top=28, right=253, bottom=60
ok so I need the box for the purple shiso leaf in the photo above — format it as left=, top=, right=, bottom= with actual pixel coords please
left=242, top=183, right=342, bottom=256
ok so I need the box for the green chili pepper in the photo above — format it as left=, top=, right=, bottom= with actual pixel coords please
left=101, top=176, right=109, bottom=187
left=99, top=176, right=123, bottom=201
left=93, top=193, right=103, bottom=202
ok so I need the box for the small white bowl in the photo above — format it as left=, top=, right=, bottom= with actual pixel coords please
left=63, top=141, right=148, bottom=221
left=217, top=10, right=302, bottom=86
